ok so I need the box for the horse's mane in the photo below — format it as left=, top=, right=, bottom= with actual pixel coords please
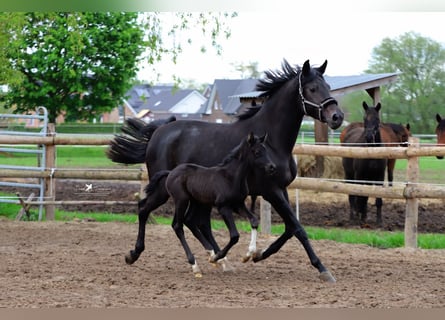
left=236, top=105, right=261, bottom=121
left=255, top=59, right=301, bottom=97
left=217, top=139, right=245, bottom=166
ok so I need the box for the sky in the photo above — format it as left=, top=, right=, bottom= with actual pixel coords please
left=136, top=11, right=445, bottom=84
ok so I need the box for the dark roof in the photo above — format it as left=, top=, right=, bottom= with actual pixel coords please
left=325, top=73, right=399, bottom=96
left=124, top=84, right=176, bottom=112
left=138, top=89, right=195, bottom=112
left=203, top=78, right=258, bottom=114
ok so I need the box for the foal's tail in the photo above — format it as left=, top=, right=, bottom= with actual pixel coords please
left=144, top=170, right=170, bottom=195
left=106, top=116, right=176, bottom=164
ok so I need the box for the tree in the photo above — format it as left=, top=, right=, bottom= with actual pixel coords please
left=367, top=31, right=445, bottom=133
left=231, top=61, right=262, bottom=79
left=0, top=12, right=236, bottom=123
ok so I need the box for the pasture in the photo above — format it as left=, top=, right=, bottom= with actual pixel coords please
left=1, top=219, right=444, bottom=308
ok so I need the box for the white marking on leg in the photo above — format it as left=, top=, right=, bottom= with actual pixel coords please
left=192, top=262, right=202, bottom=278
left=248, top=229, right=257, bottom=254
left=206, top=250, right=215, bottom=257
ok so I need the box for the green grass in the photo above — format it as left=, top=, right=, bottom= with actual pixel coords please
left=0, top=146, right=138, bottom=168
left=2, top=196, right=444, bottom=249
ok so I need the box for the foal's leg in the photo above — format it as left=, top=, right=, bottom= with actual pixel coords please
left=125, top=184, right=169, bottom=265
left=184, top=202, right=217, bottom=254
left=171, top=199, right=202, bottom=277
left=188, top=206, right=234, bottom=272
left=209, top=206, right=240, bottom=263
left=254, top=188, right=336, bottom=283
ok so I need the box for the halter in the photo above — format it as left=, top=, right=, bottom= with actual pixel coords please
left=298, top=71, right=337, bottom=121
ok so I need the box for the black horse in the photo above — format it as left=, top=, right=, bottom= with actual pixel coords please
left=148, top=132, right=276, bottom=277
left=107, top=59, right=344, bottom=282
left=341, top=101, right=387, bottom=225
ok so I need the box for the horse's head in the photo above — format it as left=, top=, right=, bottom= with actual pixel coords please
left=299, top=60, right=344, bottom=130
left=362, top=101, right=381, bottom=144
left=246, top=132, right=276, bottom=176
left=397, top=123, right=411, bottom=146
left=436, top=113, right=445, bottom=159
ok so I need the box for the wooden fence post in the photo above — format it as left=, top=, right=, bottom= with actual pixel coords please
left=404, top=136, right=419, bottom=249
left=44, top=123, right=56, bottom=220
left=260, top=197, right=271, bottom=235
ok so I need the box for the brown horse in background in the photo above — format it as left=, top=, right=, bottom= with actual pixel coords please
left=340, top=119, right=411, bottom=186
left=341, top=101, right=387, bottom=225
left=436, top=113, right=445, bottom=159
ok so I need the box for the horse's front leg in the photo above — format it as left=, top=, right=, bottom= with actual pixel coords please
left=237, top=204, right=259, bottom=263
left=254, top=189, right=336, bottom=283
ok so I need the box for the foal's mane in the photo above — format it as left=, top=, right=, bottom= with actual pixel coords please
left=255, top=59, right=301, bottom=98
left=217, top=139, right=245, bottom=166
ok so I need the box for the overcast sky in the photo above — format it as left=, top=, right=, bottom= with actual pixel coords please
left=136, top=11, right=445, bottom=84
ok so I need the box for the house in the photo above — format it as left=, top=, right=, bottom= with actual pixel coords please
left=104, top=79, right=261, bottom=124
left=201, top=78, right=259, bottom=123
left=103, top=84, right=207, bottom=123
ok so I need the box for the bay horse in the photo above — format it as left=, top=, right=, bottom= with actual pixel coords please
left=436, top=113, right=445, bottom=159
left=107, top=59, right=344, bottom=283
left=341, top=101, right=387, bottom=225
left=149, top=132, right=276, bottom=277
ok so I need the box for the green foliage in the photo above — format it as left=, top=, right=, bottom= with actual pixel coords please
left=1, top=12, right=145, bottom=123
left=367, top=32, right=445, bottom=134
left=339, top=91, right=372, bottom=123
left=0, top=12, right=236, bottom=123
left=231, top=61, right=262, bottom=79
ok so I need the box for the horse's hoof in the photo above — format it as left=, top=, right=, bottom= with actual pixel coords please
left=252, top=249, right=263, bottom=263
left=319, top=271, right=336, bottom=283
left=194, top=272, right=203, bottom=278
left=241, top=255, right=251, bottom=263
left=125, top=252, right=135, bottom=265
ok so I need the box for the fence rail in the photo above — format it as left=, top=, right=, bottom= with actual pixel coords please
left=1, top=130, right=445, bottom=249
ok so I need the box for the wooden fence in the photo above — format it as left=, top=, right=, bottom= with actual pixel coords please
left=1, top=134, right=445, bottom=248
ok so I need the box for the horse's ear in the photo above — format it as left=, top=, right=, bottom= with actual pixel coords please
left=302, top=60, right=311, bottom=76
left=362, top=101, right=369, bottom=111
left=318, top=60, right=328, bottom=75
left=437, top=113, right=442, bottom=123
left=247, top=132, right=255, bottom=145
left=260, top=132, right=268, bottom=143
left=375, top=102, right=381, bottom=112
left=406, top=123, right=410, bottom=131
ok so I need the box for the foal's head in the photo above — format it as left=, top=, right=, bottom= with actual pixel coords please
left=227, top=132, right=276, bottom=176
left=436, top=113, right=445, bottom=159
left=362, top=101, right=381, bottom=144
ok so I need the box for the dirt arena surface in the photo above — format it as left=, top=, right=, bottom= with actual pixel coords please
left=1, top=218, right=445, bottom=308
left=1, top=179, right=445, bottom=308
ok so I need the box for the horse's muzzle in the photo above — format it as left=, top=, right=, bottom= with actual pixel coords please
left=327, top=110, right=344, bottom=130
left=265, top=164, right=277, bottom=176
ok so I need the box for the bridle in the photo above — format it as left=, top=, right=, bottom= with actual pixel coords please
left=298, top=71, right=337, bottom=121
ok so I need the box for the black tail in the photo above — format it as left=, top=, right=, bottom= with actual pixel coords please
left=106, top=116, right=176, bottom=164
left=144, top=170, right=170, bottom=195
